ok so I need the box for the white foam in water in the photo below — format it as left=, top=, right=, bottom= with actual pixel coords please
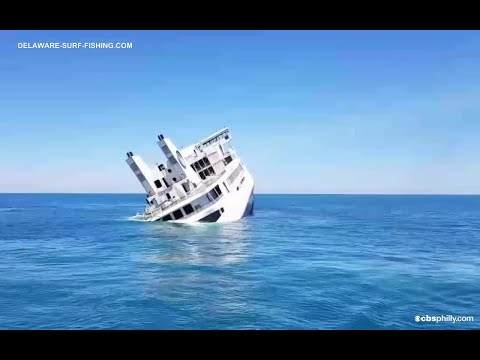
left=124, top=209, right=218, bottom=225
left=124, top=212, right=152, bottom=222
left=173, top=220, right=211, bottom=227
left=0, top=208, right=23, bottom=212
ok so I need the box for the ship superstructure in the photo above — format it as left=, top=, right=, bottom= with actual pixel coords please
left=126, top=128, right=254, bottom=223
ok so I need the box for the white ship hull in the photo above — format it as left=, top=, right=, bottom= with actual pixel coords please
left=169, top=166, right=254, bottom=224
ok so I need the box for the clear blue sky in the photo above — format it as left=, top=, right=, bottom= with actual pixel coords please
left=1, top=30, right=480, bottom=194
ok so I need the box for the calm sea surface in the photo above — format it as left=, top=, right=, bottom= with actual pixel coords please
left=0, top=194, right=478, bottom=329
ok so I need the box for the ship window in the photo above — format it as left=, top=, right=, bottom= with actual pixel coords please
left=199, top=172, right=206, bottom=180
left=172, top=209, right=183, bottom=219
left=154, top=180, right=162, bottom=188
left=206, top=193, right=213, bottom=202
left=173, top=177, right=177, bottom=182
left=167, top=169, right=172, bottom=173
left=209, top=188, right=219, bottom=200
left=183, top=204, right=194, bottom=215
left=224, top=155, right=232, bottom=164
left=204, top=157, right=210, bottom=166
left=162, top=214, right=172, bottom=221
left=163, top=178, right=169, bottom=187
left=208, top=167, right=215, bottom=175
left=220, top=207, right=224, bottom=213
left=166, top=193, right=171, bottom=200
left=195, top=204, right=202, bottom=210
left=214, top=185, right=222, bottom=196
left=194, top=162, right=201, bottom=171
left=199, top=158, right=205, bottom=168
left=182, top=183, right=189, bottom=193
left=223, top=182, right=229, bottom=193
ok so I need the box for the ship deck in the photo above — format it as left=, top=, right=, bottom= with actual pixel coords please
left=145, top=167, right=229, bottom=221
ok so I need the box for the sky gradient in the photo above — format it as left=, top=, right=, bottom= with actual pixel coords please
left=1, top=30, right=480, bottom=194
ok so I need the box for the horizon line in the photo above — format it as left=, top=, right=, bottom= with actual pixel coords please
left=1, top=192, right=479, bottom=196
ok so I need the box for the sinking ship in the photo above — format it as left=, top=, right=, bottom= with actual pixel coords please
left=126, top=128, right=254, bottom=223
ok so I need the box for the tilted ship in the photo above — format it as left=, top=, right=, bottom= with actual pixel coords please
left=126, top=128, right=254, bottom=223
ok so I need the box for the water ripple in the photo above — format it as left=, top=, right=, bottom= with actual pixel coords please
left=0, top=194, right=479, bottom=329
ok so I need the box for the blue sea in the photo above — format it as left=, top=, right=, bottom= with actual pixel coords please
left=0, top=194, right=478, bottom=330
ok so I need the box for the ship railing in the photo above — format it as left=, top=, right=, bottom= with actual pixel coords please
left=147, top=168, right=228, bottom=217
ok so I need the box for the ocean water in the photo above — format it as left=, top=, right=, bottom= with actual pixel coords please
left=0, top=194, right=478, bottom=330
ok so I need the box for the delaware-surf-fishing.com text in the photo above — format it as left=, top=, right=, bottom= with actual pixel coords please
left=18, top=42, right=133, bottom=49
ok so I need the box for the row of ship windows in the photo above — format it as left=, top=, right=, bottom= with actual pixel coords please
left=191, top=157, right=211, bottom=172
left=152, top=154, right=232, bottom=191
left=161, top=185, right=223, bottom=221
left=190, top=155, right=233, bottom=181
left=191, top=157, right=214, bottom=180
left=191, top=155, right=233, bottom=173
left=201, top=131, right=229, bottom=147
left=154, top=178, right=169, bottom=189
left=198, top=166, right=215, bottom=180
